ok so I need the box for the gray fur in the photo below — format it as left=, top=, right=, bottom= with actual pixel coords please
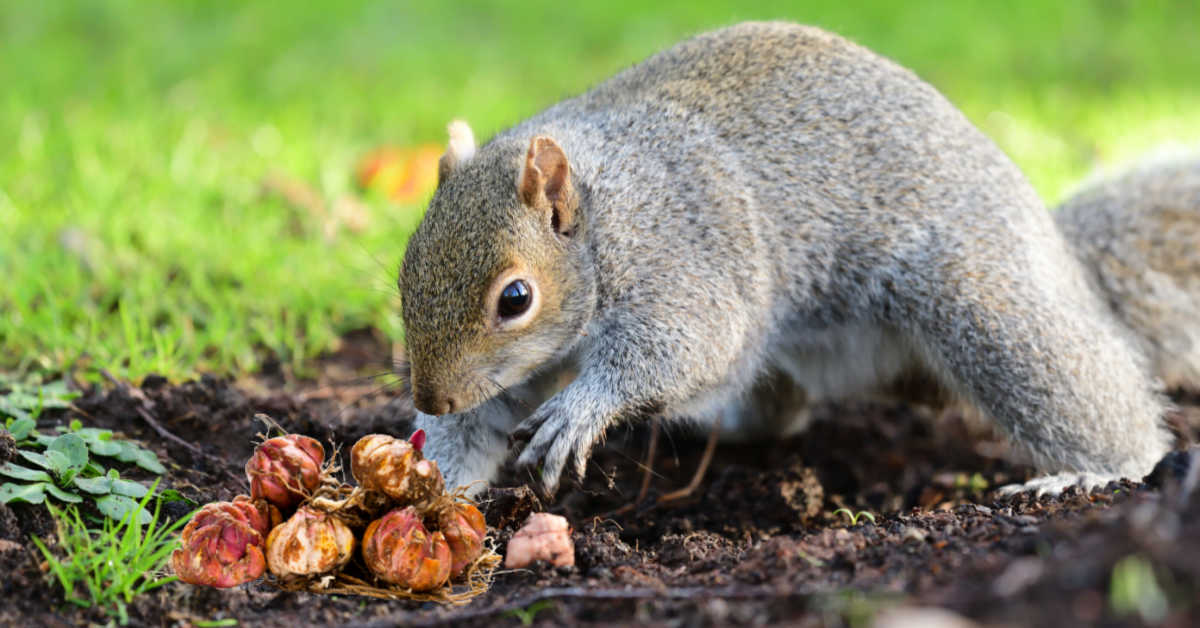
left=1055, top=156, right=1200, bottom=390
left=401, top=22, right=1171, bottom=496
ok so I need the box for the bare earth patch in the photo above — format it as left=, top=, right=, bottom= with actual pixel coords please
left=2, top=359, right=1197, bottom=626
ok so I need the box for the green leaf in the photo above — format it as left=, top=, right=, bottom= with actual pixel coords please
left=69, top=419, right=82, bottom=432
left=107, top=441, right=136, bottom=462
left=85, top=439, right=123, bottom=457
left=0, top=461, right=53, bottom=482
left=89, top=429, right=112, bottom=441
left=80, top=433, right=166, bottom=474
left=0, top=482, right=46, bottom=504
left=73, top=475, right=113, bottom=495
left=59, top=468, right=79, bottom=486
left=95, top=495, right=153, bottom=526
left=109, top=477, right=149, bottom=499
left=37, top=381, right=79, bottom=408
left=129, top=448, right=166, bottom=475
left=18, top=450, right=52, bottom=470
left=6, top=416, right=35, bottom=441
left=3, top=390, right=42, bottom=412
left=72, top=427, right=113, bottom=442
left=30, top=432, right=56, bottom=447
left=48, top=433, right=89, bottom=471
left=45, top=450, right=71, bottom=476
left=0, top=398, right=31, bottom=422
left=42, top=482, right=84, bottom=503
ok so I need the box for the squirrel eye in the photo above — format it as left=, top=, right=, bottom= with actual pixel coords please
left=497, top=280, right=532, bottom=318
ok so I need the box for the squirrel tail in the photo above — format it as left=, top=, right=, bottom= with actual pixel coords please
left=1054, top=154, right=1200, bottom=391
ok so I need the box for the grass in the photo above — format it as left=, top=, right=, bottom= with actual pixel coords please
left=1, top=1, right=1199, bottom=381
left=32, top=483, right=189, bottom=624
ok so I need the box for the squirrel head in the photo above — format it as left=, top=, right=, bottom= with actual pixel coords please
left=399, top=121, right=595, bottom=416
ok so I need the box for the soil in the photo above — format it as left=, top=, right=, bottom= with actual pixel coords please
left=3, top=336, right=1199, bottom=627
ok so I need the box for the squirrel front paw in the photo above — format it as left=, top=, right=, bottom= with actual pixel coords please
left=512, top=401, right=601, bottom=497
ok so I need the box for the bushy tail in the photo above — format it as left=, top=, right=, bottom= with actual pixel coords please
left=1054, top=156, right=1200, bottom=390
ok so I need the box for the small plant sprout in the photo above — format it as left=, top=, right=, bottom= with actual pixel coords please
left=0, top=374, right=79, bottom=425
left=32, top=479, right=190, bottom=624
left=1109, top=554, right=1169, bottom=623
left=505, top=600, right=556, bottom=626
left=193, top=620, right=239, bottom=628
left=833, top=508, right=877, bottom=526
left=952, top=472, right=989, bottom=492
left=0, top=418, right=173, bottom=524
left=2, top=376, right=173, bottom=523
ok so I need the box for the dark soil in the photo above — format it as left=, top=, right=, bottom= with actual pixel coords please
left=3, top=341, right=1199, bottom=627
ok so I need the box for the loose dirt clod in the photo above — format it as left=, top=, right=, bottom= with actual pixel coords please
left=481, top=485, right=542, bottom=531
left=0, top=430, right=16, bottom=463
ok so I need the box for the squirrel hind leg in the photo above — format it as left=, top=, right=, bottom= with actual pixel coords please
left=994, top=471, right=1126, bottom=497
left=904, top=274, right=1172, bottom=482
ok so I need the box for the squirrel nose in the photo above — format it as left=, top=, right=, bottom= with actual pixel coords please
left=435, top=396, right=458, bottom=415
left=414, top=388, right=458, bottom=416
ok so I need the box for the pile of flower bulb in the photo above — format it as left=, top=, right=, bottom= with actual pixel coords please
left=172, top=430, right=489, bottom=595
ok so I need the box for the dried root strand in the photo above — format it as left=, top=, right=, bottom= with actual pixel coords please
left=271, top=544, right=502, bottom=605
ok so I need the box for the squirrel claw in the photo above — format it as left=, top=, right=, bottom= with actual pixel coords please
left=512, top=411, right=551, bottom=444
left=995, top=472, right=1122, bottom=497
left=515, top=404, right=598, bottom=497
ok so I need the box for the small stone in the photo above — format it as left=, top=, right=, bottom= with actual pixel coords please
left=901, top=526, right=927, bottom=544
left=1144, top=446, right=1199, bottom=490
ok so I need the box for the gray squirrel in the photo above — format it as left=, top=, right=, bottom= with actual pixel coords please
left=398, top=21, right=1177, bottom=497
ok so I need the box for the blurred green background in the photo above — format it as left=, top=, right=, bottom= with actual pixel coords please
left=1, top=0, right=1198, bottom=381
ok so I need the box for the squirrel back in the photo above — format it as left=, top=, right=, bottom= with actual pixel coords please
left=1056, top=156, right=1200, bottom=390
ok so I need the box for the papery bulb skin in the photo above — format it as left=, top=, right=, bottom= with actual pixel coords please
left=245, top=434, right=325, bottom=511
left=362, top=506, right=452, bottom=591
left=264, top=506, right=355, bottom=577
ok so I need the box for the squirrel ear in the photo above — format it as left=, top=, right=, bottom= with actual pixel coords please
left=437, top=120, right=476, bottom=185
left=518, top=136, right=577, bottom=236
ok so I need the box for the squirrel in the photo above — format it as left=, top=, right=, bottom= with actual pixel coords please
left=1054, top=156, right=1200, bottom=391
left=397, top=21, right=1173, bottom=497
